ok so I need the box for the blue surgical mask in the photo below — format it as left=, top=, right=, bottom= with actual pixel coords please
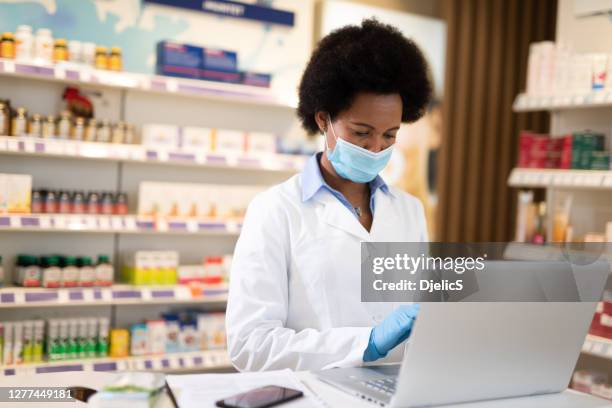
left=324, top=116, right=394, bottom=183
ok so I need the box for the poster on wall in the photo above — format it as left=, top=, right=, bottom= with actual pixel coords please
left=320, top=1, right=446, bottom=239
left=0, top=0, right=312, bottom=104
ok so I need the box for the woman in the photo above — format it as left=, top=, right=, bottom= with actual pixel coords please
left=227, top=19, right=432, bottom=371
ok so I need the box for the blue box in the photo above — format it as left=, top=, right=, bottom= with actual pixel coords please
left=199, top=69, right=241, bottom=84
left=241, top=71, right=272, bottom=88
left=202, top=48, right=237, bottom=72
left=156, top=41, right=203, bottom=79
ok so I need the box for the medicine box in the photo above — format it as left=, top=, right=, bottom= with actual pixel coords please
left=146, top=320, right=166, bottom=355
left=197, top=313, right=226, bottom=350
left=213, top=129, right=246, bottom=154
left=141, top=124, right=180, bottom=150
left=202, top=48, right=237, bottom=72
left=200, top=48, right=240, bottom=84
left=156, top=41, right=203, bottom=79
left=241, top=71, right=272, bottom=88
left=130, top=323, right=147, bottom=356
left=0, top=173, right=32, bottom=213
left=246, top=132, right=277, bottom=154
left=182, top=126, right=212, bottom=152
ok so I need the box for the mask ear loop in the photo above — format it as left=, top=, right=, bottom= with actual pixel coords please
left=323, top=114, right=338, bottom=151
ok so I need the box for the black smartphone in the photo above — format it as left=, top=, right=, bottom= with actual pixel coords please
left=215, top=385, right=304, bottom=408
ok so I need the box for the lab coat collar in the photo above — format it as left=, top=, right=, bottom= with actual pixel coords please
left=300, top=152, right=393, bottom=203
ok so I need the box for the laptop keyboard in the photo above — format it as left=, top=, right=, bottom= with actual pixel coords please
left=363, top=377, right=397, bottom=396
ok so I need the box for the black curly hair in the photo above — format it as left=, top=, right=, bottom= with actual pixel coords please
left=297, top=18, right=432, bottom=135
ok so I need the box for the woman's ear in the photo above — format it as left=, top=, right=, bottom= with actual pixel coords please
left=314, top=111, right=328, bottom=134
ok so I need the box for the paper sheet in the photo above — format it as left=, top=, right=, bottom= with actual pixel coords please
left=166, top=369, right=326, bottom=408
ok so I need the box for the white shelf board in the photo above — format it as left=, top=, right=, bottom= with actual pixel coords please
left=508, top=168, right=612, bottom=190
left=0, top=136, right=307, bottom=173
left=513, top=91, right=612, bottom=112
left=582, top=334, right=612, bottom=360
left=1, top=349, right=231, bottom=376
left=0, top=58, right=295, bottom=109
left=0, top=214, right=242, bottom=236
left=0, top=284, right=227, bottom=308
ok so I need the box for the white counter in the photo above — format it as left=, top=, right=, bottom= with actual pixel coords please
left=0, top=370, right=610, bottom=408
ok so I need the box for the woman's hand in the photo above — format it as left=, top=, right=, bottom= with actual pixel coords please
left=363, top=304, right=421, bottom=362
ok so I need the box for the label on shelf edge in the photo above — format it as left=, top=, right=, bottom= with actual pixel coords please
left=166, top=79, right=178, bottom=92
left=591, top=342, right=604, bottom=355
left=3, top=60, right=15, bottom=73
left=141, top=288, right=152, bottom=301
left=7, top=139, right=19, bottom=152
left=82, top=289, right=94, bottom=302
left=111, top=216, right=123, bottom=230
left=174, top=286, right=191, bottom=300
left=23, top=140, right=35, bottom=153
left=57, top=290, right=69, bottom=304
left=54, top=67, right=66, bottom=80
left=583, top=340, right=593, bottom=352
left=98, top=216, right=111, bottom=230
left=39, top=215, right=51, bottom=229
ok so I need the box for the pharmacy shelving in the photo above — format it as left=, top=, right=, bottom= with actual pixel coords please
left=0, top=214, right=241, bottom=235
left=0, top=136, right=307, bottom=173
left=582, top=335, right=612, bottom=361
left=513, top=91, right=612, bottom=112
left=508, top=168, right=612, bottom=190
left=1, top=349, right=231, bottom=376
left=0, top=284, right=228, bottom=309
left=0, top=58, right=295, bottom=109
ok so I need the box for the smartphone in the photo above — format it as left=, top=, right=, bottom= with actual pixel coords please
left=215, top=385, right=304, bottom=408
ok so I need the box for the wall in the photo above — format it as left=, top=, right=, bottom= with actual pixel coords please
left=0, top=0, right=314, bottom=105
left=556, top=0, right=612, bottom=53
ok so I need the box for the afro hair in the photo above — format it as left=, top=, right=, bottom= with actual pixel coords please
left=297, top=18, right=432, bottom=135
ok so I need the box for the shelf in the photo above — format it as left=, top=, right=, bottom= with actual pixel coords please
left=1, top=349, right=231, bottom=376
left=0, top=58, right=294, bottom=109
left=582, top=334, right=612, bottom=360
left=513, top=91, right=612, bottom=112
left=0, top=136, right=308, bottom=173
left=508, top=168, right=612, bottom=190
left=0, top=284, right=227, bottom=308
left=0, top=214, right=242, bottom=236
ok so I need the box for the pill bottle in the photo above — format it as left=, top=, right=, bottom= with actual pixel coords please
left=15, top=25, right=33, bottom=61
left=53, top=38, right=68, bottom=63
left=94, top=46, right=108, bottom=70
left=108, top=47, right=122, bottom=71
left=11, top=107, right=28, bottom=137
left=0, top=32, right=15, bottom=59
left=34, top=28, right=53, bottom=64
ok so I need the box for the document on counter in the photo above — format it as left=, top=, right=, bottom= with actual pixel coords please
left=166, top=369, right=326, bottom=408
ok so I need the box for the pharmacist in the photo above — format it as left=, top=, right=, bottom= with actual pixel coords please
left=227, top=19, right=432, bottom=371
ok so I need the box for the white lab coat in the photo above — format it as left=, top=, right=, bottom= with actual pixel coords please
left=226, top=173, right=428, bottom=371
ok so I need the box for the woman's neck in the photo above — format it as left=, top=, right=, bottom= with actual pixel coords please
left=319, top=152, right=369, bottom=199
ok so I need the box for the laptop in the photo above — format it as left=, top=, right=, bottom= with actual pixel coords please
left=316, top=261, right=608, bottom=407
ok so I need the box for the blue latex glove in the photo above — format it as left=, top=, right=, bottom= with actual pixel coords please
left=363, top=304, right=421, bottom=362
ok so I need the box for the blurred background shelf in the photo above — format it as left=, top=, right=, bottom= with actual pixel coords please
left=513, top=91, right=612, bottom=112
left=0, top=58, right=294, bottom=109
left=508, top=168, right=612, bottom=189
left=0, top=284, right=227, bottom=308
left=0, top=349, right=231, bottom=376
left=0, top=214, right=242, bottom=236
left=0, top=136, right=307, bottom=173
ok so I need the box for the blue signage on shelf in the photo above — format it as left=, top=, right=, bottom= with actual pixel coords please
left=143, top=0, right=295, bottom=27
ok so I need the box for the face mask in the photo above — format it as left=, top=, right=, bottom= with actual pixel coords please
left=324, top=116, right=394, bottom=183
